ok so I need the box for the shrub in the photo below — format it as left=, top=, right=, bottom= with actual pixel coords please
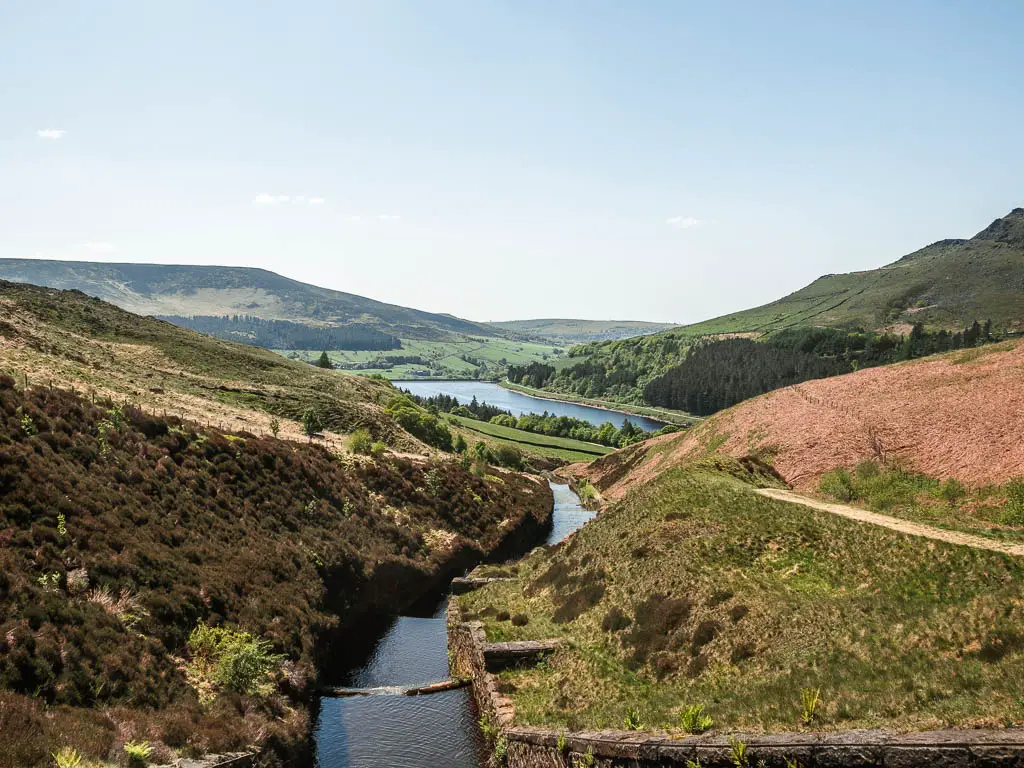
left=623, top=706, right=643, bottom=730
left=510, top=614, right=529, bottom=627
left=1002, top=479, right=1024, bottom=525
left=123, top=741, right=152, bottom=767
left=301, top=407, right=324, bottom=438
left=349, top=428, right=373, bottom=455
left=937, top=477, right=967, bottom=505
left=370, top=441, right=388, bottom=457
left=492, top=445, right=524, bottom=470
left=268, top=416, right=280, bottom=438
left=819, top=469, right=854, bottom=502
left=187, top=622, right=284, bottom=695
left=679, top=703, right=714, bottom=734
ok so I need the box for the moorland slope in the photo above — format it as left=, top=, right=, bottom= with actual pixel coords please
left=572, top=339, right=1024, bottom=499
left=0, top=281, right=420, bottom=450
left=0, top=379, right=551, bottom=768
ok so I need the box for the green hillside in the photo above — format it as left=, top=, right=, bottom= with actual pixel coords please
left=489, top=318, right=677, bottom=344
left=508, top=208, right=1024, bottom=409
left=686, top=207, right=1024, bottom=335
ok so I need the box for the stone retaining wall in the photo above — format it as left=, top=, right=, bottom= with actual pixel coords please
left=448, top=602, right=1024, bottom=767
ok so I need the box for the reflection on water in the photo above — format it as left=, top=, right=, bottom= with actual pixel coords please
left=398, top=380, right=666, bottom=432
left=313, top=481, right=593, bottom=767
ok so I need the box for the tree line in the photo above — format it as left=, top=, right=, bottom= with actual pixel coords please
left=643, top=320, right=1001, bottom=416
left=400, top=389, right=672, bottom=448
left=160, top=314, right=402, bottom=351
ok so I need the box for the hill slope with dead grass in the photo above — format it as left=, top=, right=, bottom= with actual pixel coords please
left=573, top=339, right=1024, bottom=500
left=0, top=280, right=427, bottom=452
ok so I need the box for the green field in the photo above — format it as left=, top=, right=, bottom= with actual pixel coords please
left=447, top=414, right=612, bottom=464
left=278, top=336, right=564, bottom=379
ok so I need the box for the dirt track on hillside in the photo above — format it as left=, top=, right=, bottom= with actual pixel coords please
left=755, top=488, right=1024, bottom=556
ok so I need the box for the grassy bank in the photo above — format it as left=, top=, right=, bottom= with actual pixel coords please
left=499, top=380, right=698, bottom=426
left=817, top=460, right=1024, bottom=543
left=459, top=457, right=1024, bottom=735
left=447, top=414, right=612, bottom=464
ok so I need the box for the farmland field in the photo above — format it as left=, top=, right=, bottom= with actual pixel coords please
left=276, top=336, right=564, bottom=379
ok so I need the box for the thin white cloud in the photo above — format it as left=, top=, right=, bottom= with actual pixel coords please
left=37, top=129, right=66, bottom=139
left=81, top=241, right=116, bottom=253
left=252, top=194, right=325, bottom=206
left=666, top=215, right=703, bottom=230
left=376, top=214, right=401, bottom=221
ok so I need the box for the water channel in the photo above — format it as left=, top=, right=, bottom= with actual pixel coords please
left=396, top=380, right=666, bottom=432
left=312, top=481, right=595, bottom=767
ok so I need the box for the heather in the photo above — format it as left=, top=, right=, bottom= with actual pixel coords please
left=0, top=376, right=550, bottom=767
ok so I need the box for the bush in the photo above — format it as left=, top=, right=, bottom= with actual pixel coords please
left=187, top=623, right=284, bottom=695
left=370, top=440, right=388, bottom=458
left=349, top=428, right=373, bottom=455
left=937, top=477, right=967, bottom=505
left=386, top=396, right=453, bottom=451
left=819, top=469, right=854, bottom=502
left=511, top=614, right=529, bottom=627
left=1002, top=478, right=1024, bottom=525
left=492, top=445, right=524, bottom=470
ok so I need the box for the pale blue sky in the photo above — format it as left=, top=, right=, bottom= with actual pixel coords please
left=2, top=1, right=1022, bottom=322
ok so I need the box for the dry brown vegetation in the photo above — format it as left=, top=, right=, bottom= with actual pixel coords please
left=571, top=339, right=1024, bottom=498
left=0, top=378, right=551, bottom=767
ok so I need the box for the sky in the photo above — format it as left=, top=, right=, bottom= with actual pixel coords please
left=2, top=1, right=1022, bottom=323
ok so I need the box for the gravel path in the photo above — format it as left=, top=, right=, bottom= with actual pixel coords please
left=755, top=487, right=1024, bottom=557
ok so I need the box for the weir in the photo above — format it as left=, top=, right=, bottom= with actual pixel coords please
left=311, top=481, right=594, bottom=767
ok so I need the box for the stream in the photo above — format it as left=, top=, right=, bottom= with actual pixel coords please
left=311, top=481, right=594, bottom=767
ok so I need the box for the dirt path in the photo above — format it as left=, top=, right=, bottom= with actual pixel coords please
left=754, top=488, right=1024, bottom=557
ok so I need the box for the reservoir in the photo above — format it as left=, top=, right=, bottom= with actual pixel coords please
left=397, top=380, right=666, bottom=432
left=312, top=481, right=594, bottom=767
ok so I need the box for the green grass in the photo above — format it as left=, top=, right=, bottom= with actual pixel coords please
left=818, top=461, right=1024, bottom=543
left=278, top=336, right=564, bottom=380
left=459, top=458, right=1024, bottom=734
left=447, top=414, right=611, bottom=463
left=500, top=381, right=698, bottom=426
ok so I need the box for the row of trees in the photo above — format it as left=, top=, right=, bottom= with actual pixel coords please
left=643, top=320, right=1002, bottom=416
left=400, top=389, right=661, bottom=448
left=161, top=314, right=401, bottom=351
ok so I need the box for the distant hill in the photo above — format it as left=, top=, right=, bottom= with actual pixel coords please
left=489, top=318, right=677, bottom=344
left=685, top=207, right=1024, bottom=335
left=509, top=208, right=1024, bottom=410
left=0, top=259, right=499, bottom=341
